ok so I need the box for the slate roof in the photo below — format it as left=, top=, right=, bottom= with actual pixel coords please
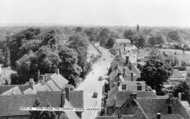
left=107, top=86, right=119, bottom=107
left=115, top=91, right=131, bottom=107
left=137, top=97, right=189, bottom=119
left=1, top=86, right=22, bottom=95
left=69, top=90, right=84, bottom=108
left=0, top=85, right=16, bottom=94
left=0, top=90, right=83, bottom=119
left=23, top=73, right=68, bottom=94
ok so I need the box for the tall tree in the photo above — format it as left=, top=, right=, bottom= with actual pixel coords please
left=140, top=51, right=173, bottom=94
left=58, top=45, right=82, bottom=86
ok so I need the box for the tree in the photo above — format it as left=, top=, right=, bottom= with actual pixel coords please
left=16, top=50, right=37, bottom=83
left=123, top=29, right=135, bottom=40
left=85, top=27, right=100, bottom=42
left=172, top=82, right=190, bottom=101
left=148, top=34, right=164, bottom=47
left=106, top=38, right=115, bottom=49
left=123, top=29, right=145, bottom=48
left=140, top=51, right=173, bottom=94
left=68, top=33, right=89, bottom=78
left=58, top=45, right=82, bottom=86
left=37, top=46, right=61, bottom=73
left=168, top=31, right=180, bottom=41
left=131, top=34, right=145, bottom=48
left=9, top=28, right=41, bottom=67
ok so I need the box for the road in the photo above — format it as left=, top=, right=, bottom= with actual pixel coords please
left=76, top=46, right=113, bottom=119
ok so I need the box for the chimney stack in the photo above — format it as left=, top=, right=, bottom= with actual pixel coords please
left=37, top=70, right=40, bottom=81
left=29, top=78, right=35, bottom=89
left=61, top=89, right=65, bottom=107
left=65, top=87, right=70, bottom=101
left=126, top=56, right=129, bottom=65
left=131, top=72, right=134, bottom=81
left=178, top=92, right=182, bottom=101
left=56, top=68, right=60, bottom=75
left=156, top=113, right=161, bottom=119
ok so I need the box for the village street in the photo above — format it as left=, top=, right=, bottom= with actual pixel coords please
left=76, top=46, right=113, bottom=119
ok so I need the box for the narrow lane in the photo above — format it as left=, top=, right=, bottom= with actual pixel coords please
left=76, top=46, right=113, bottom=119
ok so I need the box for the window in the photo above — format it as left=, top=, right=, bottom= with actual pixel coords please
left=137, top=83, right=142, bottom=91
left=122, top=84, right=126, bottom=90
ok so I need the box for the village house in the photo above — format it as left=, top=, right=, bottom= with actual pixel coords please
left=113, top=39, right=138, bottom=64
left=0, top=70, right=84, bottom=119
left=97, top=92, right=190, bottom=119
left=119, top=81, right=146, bottom=92
left=0, top=89, right=84, bottom=119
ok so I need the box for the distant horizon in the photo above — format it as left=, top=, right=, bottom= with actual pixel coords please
left=1, top=0, right=190, bottom=28
left=0, top=23, right=190, bottom=29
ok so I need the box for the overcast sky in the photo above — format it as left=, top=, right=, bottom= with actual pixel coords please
left=0, top=0, right=190, bottom=27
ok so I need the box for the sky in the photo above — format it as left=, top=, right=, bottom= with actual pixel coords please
left=0, top=0, right=190, bottom=27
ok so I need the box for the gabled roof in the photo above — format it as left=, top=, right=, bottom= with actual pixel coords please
left=0, top=85, right=16, bottom=94
left=0, top=91, right=63, bottom=117
left=137, top=97, right=189, bottom=119
left=1, top=86, right=22, bottom=95
left=115, top=91, right=131, bottom=107
left=24, top=73, right=68, bottom=94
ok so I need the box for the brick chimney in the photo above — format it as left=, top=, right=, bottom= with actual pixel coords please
left=56, top=68, right=60, bottom=75
left=65, top=87, right=70, bottom=101
left=156, top=113, right=161, bottom=119
left=131, top=72, right=134, bottom=81
left=126, top=56, right=129, bottom=65
left=37, top=70, right=40, bottom=81
left=60, top=89, right=65, bottom=107
left=178, top=92, right=182, bottom=101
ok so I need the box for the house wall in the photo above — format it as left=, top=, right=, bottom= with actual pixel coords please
left=119, top=81, right=146, bottom=92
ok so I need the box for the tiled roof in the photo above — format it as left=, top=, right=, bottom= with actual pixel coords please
left=0, top=94, right=36, bottom=116
left=136, top=98, right=189, bottom=119
left=69, top=90, right=84, bottom=108
left=0, top=91, right=63, bottom=117
left=115, top=91, right=131, bottom=107
left=0, top=85, right=16, bottom=94
left=1, top=86, right=22, bottom=95
left=107, top=86, right=119, bottom=107
left=24, top=73, right=68, bottom=94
